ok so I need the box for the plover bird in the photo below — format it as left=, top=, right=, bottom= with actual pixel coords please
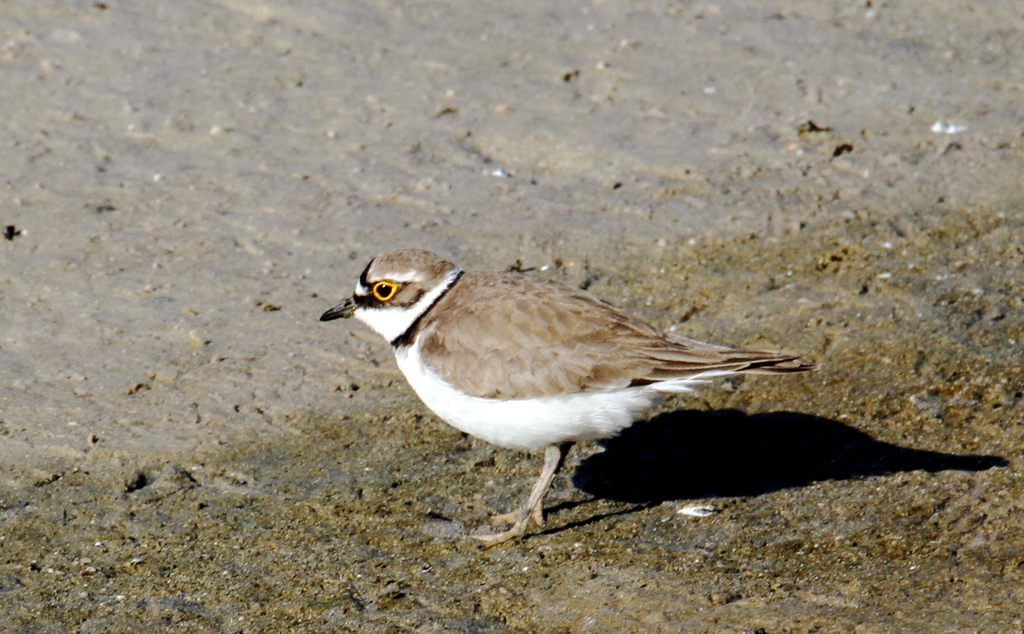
left=321, top=249, right=814, bottom=546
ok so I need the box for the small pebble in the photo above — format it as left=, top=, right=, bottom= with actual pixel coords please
left=678, top=504, right=717, bottom=517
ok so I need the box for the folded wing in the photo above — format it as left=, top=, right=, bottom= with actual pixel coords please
left=417, top=273, right=813, bottom=399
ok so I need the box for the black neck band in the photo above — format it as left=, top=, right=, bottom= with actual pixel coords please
left=390, top=269, right=464, bottom=348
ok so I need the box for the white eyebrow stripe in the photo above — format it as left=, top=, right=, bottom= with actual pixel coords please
left=381, top=271, right=427, bottom=283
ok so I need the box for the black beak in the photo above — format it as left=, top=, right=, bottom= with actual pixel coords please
left=320, top=297, right=357, bottom=321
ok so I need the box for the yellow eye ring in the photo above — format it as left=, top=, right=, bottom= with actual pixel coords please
left=372, top=281, right=398, bottom=302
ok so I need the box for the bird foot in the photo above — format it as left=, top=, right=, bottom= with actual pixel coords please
left=472, top=443, right=574, bottom=548
left=473, top=516, right=531, bottom=548
left=487, top=505, right=545, bottom=528
left=476, top=503, right=545, bottom=547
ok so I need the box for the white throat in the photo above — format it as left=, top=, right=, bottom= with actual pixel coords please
left=353, top=268, right=461, bottom=343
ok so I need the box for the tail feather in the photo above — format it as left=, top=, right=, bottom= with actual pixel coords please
left=739, top=355, right=816, bottom=374
left=639, top=350, right=815, bottom=390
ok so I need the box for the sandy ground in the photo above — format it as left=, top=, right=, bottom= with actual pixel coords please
left=2, top=0, right=1023, bottom=631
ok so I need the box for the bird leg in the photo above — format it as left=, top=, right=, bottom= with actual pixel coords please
left=475, top=442, right=574, bottom=548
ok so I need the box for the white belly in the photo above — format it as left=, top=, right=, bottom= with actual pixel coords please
left=394, top=342, right=663, bottom=450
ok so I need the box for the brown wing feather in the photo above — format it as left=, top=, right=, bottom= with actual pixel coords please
left=415, top=272, right=812, bottom=399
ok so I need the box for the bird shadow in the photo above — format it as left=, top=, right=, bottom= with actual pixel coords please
left=568, top=408, right=1008, bottom=505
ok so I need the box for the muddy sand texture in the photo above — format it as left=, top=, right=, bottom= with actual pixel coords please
left=2, top=1, right=1023, bottom=631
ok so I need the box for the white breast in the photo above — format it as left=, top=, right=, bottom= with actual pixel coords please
left=394, top=341, right=666, bottom=450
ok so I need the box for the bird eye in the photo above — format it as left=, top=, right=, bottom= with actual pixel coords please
left=372, top=281, right=398, bottom=302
